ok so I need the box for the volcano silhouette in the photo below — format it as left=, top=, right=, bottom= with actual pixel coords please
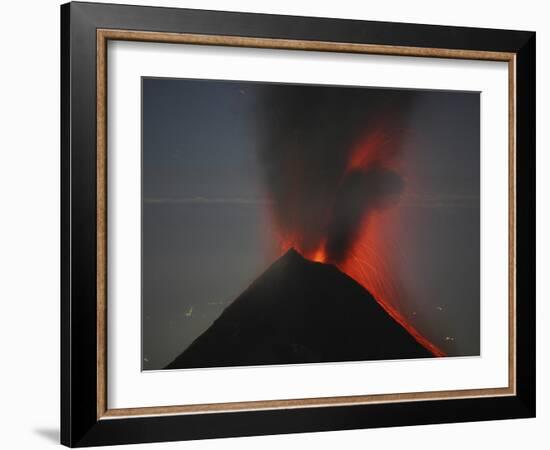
left=166, top=249, right=433, bottom=369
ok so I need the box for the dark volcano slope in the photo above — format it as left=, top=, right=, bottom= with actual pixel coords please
left=166, top=249, right=433, bottom=369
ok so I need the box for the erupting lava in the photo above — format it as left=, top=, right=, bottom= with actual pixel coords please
left=273, top=127, right=446, bottom=358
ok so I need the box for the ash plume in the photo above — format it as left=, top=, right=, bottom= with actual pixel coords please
left=256, top=83, right=414, bottom=261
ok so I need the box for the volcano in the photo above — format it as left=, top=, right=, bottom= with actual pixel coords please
left=166, top=249, right=433, bottom=370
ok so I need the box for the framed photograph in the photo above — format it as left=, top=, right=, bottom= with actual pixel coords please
left=61, top=2, right=535, bottom=447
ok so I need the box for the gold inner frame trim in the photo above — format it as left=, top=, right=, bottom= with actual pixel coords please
left=96, top=28, right=517, bottom=420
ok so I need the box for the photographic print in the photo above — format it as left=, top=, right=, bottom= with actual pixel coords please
left=62, top=6, right=535, bottom=444
left=142, top=77, right=480, bottom=371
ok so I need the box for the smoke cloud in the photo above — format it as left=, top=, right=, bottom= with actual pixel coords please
left=256, top=83, right=413, bottom=262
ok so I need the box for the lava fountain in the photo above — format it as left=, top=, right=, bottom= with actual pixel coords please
left=270, top=126, right=446, bottom=357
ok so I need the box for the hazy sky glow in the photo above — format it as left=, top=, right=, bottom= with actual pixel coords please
left=142, top=77, right=480, bottom=370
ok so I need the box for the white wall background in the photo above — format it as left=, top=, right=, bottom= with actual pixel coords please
left=0, top=0, right=546, bottom=448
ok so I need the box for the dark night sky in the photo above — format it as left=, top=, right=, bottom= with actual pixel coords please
left=142, top=77, right=480, bottom=370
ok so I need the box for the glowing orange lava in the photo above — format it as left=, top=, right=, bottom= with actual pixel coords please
left=278, top=224, right=445, bottom=357
left=346, top=130, right=389, bottom=172
left=274, top=126, right=446, bottom=358
left=336, top=213, right=446, bottom=357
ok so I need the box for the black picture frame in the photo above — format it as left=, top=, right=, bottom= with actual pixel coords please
left=61, top=2, right=536, bottom=447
